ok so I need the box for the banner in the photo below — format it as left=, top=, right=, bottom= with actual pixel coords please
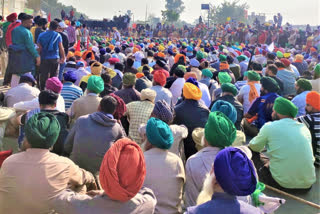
left=24, top=8, right=34, bottom=15
left=201, top=4, right=210, bottom=10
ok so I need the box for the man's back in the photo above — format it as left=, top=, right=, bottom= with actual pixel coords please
left=4, top=83, right=40, bottom=107
left=65, top=112, right=124, bottom=173
left=70, top=94, right=101, bottom=121
left=144, top=148, right=185, bottom=214
left=250, top=119, right=316, bottom=189
left=0, top=149, right=89, bottom=213
left=150, top=85, right=172, bottom=106
left=37, top=30, right=62, bottom=59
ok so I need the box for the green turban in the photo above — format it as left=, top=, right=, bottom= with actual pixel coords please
left=237, top=55, right=246, bottom=62
left=146, top=117, right=174, bottom=150
left=219, top=54, right=227, bottom=62
left=296, top=78, right=312, bottom=91
left=123, top=72, right=136, bottom=86
left=221, top=83, right=238, bottom=96
left=177, top=65, right=187, bottom=73
left=276, top=51, right=283, bottom=58
left=202, top=69, right=213, bottom=78
left=87, top=75, right=104, bottom=94
left=247, top=71, right=261, bottom=81
left=273, top=97, right=298, bottom=118
left=260, top=77, right=280, bottom=93
left=314, top=64, right=320, bottom=76
left=196, top=51, right=204, bottom=61
left=204, top=111, right=237, bottom=148
left=25, top=112, right=60, bottom=149
left=218, top=72, right=232, bottom=84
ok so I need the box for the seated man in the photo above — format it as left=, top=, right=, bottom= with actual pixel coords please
left=144, top=117, right=185, bottom=214
left=64, top=95, right=124, bottom=174
left=186, top=147, right=261, bottom=214
left=243, top=77, right=280, bottom=137
left=249, top=97, right=316, bottom=192
left=68, top=75, right=104, bottom=123
left=61, top=70, right=83, bottom=110
left=53, top=138, right=156, bottom=214
left=292, top=78, right=312, bottom=117
left=0, top=113, right=96, bottom=213
left=4, top=73, right=39, bottom=107
left=185, top=111, right=237, bottom=207
left=297, top=91, right=320, bottom=166
left=114, top=72, right=141, bottom=104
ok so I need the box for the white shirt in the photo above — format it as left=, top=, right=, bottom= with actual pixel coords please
left=4, top=83, right=40, bottom=107
left=237, top=83, right=261, bottom=114
left=170, top=78, right=185, bottom=105
left=13, top=95, right=66, bottom=113
left=198, top=82, right=211, bottom=108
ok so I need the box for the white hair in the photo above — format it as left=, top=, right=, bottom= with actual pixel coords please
left=196, top=172, right=215, bottom=205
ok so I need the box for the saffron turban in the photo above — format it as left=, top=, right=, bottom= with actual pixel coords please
left=183, top=82, right=202, bottom=100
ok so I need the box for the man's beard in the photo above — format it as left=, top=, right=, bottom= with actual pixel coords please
left=305, top=108, right=312, bottom=114
left=196, top=172, right=215, bottom=205
left=272, top=112, right=280, bottom=121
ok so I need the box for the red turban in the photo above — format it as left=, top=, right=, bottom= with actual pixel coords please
left=109, top=93, right=127, bottom=120
left=153, top=69, right=168, bottom=86
left=108, top=57, right=120, bottom=65
left=0, top=150, right=12, bottom=167
left=280, top=58, right=291, bottom=67
left=99, top=138, right=146, bottom=202
left=6, top=13, right=17, bottom=22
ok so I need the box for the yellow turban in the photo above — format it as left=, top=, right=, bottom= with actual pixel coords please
left=183, top=82, right=202, bottom=100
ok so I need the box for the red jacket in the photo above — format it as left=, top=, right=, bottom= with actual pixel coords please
left=5, top=21, right=21, bottom=46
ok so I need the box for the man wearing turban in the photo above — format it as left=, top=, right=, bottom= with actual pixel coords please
left=53, top=138, right=157, bottom=213
left=292, top=78, right=312, bottom=117
left=14, top=77, right=65, bottom=113
left=309, top=64, right=320, bottom=93
left=185, top=111, right=239, bottom=207
left=297, top=91, right=320, bottom=166
left=237, top=71, right=261, bottom=114
left=68, top=75, right=104, bottom=123
left=249, top=97, right=316, bottom=191
left=144, top=117, right=185, bottom=214
left=64, top=96, right=124, bottom=174
left=274, top=60, right=297, bottom=97
left=125, top=88, right=156, bottom=144
left=186, top=148, right=261, bottom=214
left=0, top=112, right=96, bottom=213
left=174, top=79, right=210, bottom=158
left=243, top=77, right=280, bottom=137
left=61, top=70, right=83, bottom=110
left=114, top=72, right=141, bottom=104
left=150, top=69, right=172, bottom=106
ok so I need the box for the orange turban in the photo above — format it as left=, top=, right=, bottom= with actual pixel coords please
left=220, top=62, right=230, bottom=70
left=183, top=82, right=202, bottom=100
left=157, top=52, right=165, bottom=58
left=295, top=54, right=304, bottom=63
left=67, top=51, right=74, bottom=59
left=133, top=47, right=139, bottom=54
left=99, top=138, right=146, bottom=202
left=153, top=69, right=168, bottom=86
left=174, top=54, right=186, bottom=64
left=74, top=51, right=82, bottom=57
left=184, top=72, right=197, bottom=81
left=306, top=91, right=320, bottom=111
left=136, top=73, right=145, bottom=78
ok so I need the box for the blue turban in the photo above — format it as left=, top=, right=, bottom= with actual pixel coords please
left=187, top=46, right=193, bottom=52
left=152, top=100, right=173, bottom=124
left=146, top=117, right=174, bottom=150
left=168, top=49, right=174, bottom=56
left=186, top=77, right=199, bottom=88
left=63, top=70, right=77, bottom=83
left=214, top=147, right=257, bottom=196
left=211, top=100, right=237, bottom=124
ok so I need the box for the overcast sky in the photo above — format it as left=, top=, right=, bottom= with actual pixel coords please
left=59, top=0, right=320, bottom=25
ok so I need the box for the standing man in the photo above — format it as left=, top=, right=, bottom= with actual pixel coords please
left=66, top=21, right=76, bottom=46
left=37, top=20, right=65, bottom=90
left=56, top=20, right=69, bottom=80
left=70, top=9, right=75, bottom=21
left=10, top=13, right=40, bottom=87
left=81, top=24, right=89, bottom=47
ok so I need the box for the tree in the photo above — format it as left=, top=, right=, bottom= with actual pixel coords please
left=161, top=0, right=185, bottom=23
left=209, top=0, right=249, bottom=24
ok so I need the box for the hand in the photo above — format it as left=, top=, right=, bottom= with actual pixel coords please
left=86, top=190, right=104, bottom=197
left=59, top=57, right=65, bottom=64
left=36, top=57, right=41, bottom=66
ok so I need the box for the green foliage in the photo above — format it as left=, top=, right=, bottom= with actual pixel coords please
left=209, top=0, right=249, bottom=24
left=26, top=0, right=88, bottom=20
left=161, top=0, right=185, bottom=23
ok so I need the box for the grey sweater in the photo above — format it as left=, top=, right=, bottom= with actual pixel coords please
left=64, top=112, right=124, bottom=174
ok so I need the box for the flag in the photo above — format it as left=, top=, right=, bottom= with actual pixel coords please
left=267, top=42, right=274, bottom=52
left=48, top=13, right=51, bottom=22
left=75, top=40, right=81, bottom=52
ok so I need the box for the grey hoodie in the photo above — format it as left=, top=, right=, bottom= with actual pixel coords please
left=64, top=112, right=125, bottom=174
